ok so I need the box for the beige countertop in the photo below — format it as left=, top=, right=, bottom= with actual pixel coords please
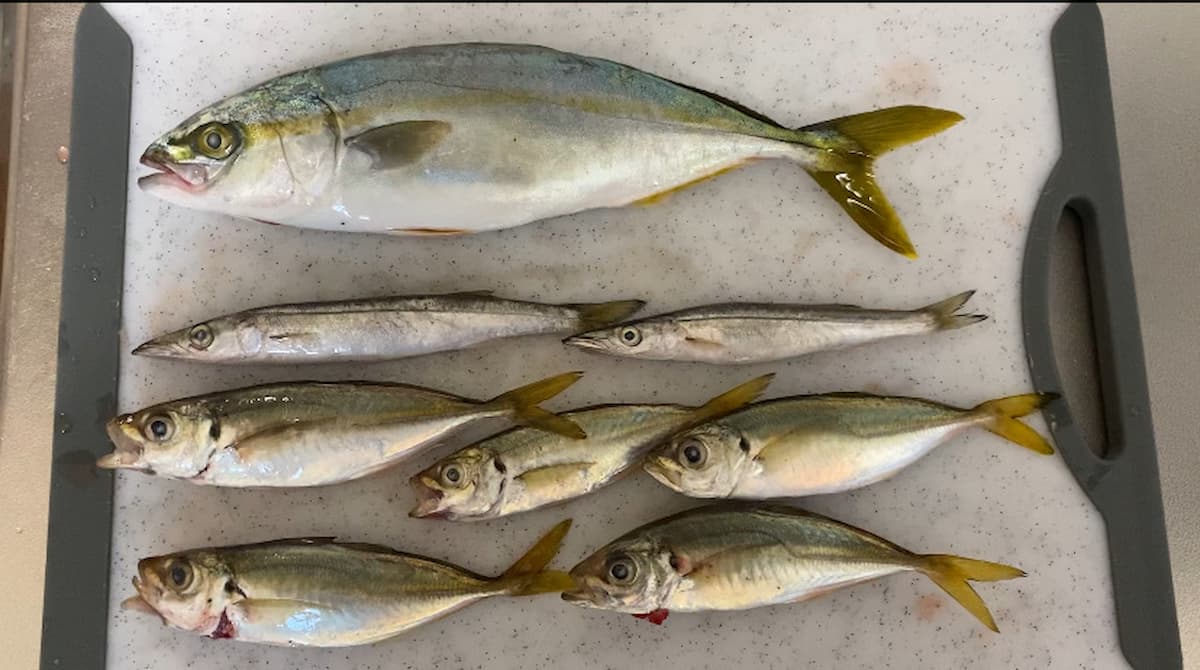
left=1, top=4, right=1196, bottom=668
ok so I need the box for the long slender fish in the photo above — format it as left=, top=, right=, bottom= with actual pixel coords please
left=409, top=374, right=773, bottom=521
left=96, top=372, right=585, bottom=487
left=563, top=503, right=1024, bottom=632
left=564, top=291, right=985, bottom=364
left=121, top=519, right=573, bottom=647
left=643, top=392, right=1055, bottom=499
left=139, top=42, right=961, bottom=258
left=132, top=291, right=645, bottom=364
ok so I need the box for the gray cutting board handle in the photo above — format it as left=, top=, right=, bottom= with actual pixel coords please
left=1022, top=5, right=1182, bottom=669
left=39, top=4, right=130, bottom=670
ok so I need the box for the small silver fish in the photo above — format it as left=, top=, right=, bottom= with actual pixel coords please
left=96, top=372, right=585, bottom=487
left=138, top=43, right=961, bottom=257
left=563, top=291, right=986, bottom=364
left=409, top=374, right=773, bottom=521
left=644, top=392, right=1054, bottom=499
left=132, top=291, right=645, bottom=364
left=563, top=503, right=1024, bottom=632
left=122, top=519, right=573, bottom=647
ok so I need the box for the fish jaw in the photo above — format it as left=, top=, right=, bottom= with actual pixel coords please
left=561, top=333, right=610, bottom=353
left=138, top=146, right=211, bottom=193
left=642, top=455, right=687, bottom=493
left=131, top=331, right=193, bottom=360
left=408, top=475, right=450, bottom=519
left=97, top=415, right=146, bottom=470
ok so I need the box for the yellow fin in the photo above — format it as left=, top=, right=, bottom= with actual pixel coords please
left=973, top=392, right=1058, bottom=455
left=918, top=554, right=1026, bottom=633
left=345, top=120, right=451, bottom=169
left=921, top=290, right=988, bottom=330
left=500, top=519, right=575, bottom=595
left=517, top=463, right=590, bottom=489
left=798, top=106, right=963, bottom=259
left=631, top=160, right=755, bottom=206
left=567, top=299, right=647, bottom=330
left=689, top=374, right=775, bottom=424
left=484, top=372, right=587, bottom=439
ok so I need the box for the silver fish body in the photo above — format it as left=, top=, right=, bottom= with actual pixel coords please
left=124, top=520, right=573, bottom=647
left=565, top=291, right=985, bottom=364
left=644, top=392, right=1054, bottom=499
left=410, top=375, right=773, bottom=520
left=140, top=43, right=961, bottom=257
left=97, top=372, right=584, bottom=487
left=132, top=292, right=644, bottom=364
left=563, top=503, right=1023, bottom=632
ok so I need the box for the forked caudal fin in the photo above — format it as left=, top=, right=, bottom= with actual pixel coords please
left=484, top=372, right=587, bottom=439
left=568, top=299, right=648, bottom=330
left=499, top=518, right=575, bottom=596
left=973, top=393, right=1059, bottom=455
left=917, top=554, right=1026, bottom=633
left=797, top=106, right=964, bottom=258
left=921, top=290, right=988, bottom=331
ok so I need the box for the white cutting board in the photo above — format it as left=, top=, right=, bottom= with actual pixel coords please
left=102, top=3, right=1127, bottom=669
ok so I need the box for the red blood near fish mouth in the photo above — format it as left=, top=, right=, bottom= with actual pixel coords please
left=632, top=608, right=669, bottom=625
left=210, top=610, right=236, bottom=639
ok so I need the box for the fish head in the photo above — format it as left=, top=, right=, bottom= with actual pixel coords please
left=138, top=76, right=337, bottom=222
left=127, top=550, right=231, bottom=635
left=409, top=447, right=504, bottom=520
left=643, top=423, right=748, bottom=497
left=97, top=400, right=221, bottom=478
left=132, top=316, right=256, bottom=362
left=562, top=319, right=682, bottom=360
left=562, top=537, right=675, bottom=614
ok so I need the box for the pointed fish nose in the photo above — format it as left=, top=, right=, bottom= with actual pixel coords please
left=562, top=334, right=606, bottom=351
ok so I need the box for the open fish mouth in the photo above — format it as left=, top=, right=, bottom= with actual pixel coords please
left=408, top=476, right=447, bottom=518
left=561, top=334, right=607, bottom=352
left=137, top=149, right=210, bottom=192
left=641, top=456, right=683, bottom=491
left=97, top=416, right=145, bottom=470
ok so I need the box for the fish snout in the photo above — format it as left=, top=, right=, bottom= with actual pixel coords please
left=131, top=335, right=187, bottom=359
left=642, top=455, right=684, bottom=491
left=408, top=475, right=447, bottom=518
left=97, top=415, right=144, bottom=470
left=562, top=333, right=608, bottom=352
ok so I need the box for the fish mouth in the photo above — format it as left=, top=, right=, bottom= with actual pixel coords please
left=97, top=416, right=145, bottom=470
left=122, top=577, right=165, bottom=620
left=408, top=475, right=447, bottom=519
left=131, top=335, right=188, bottom=359
left=642, top=456, right=684, bottom=491
left=562, top=334, right=608, bottom=352
left=137, top=147, right=210, bottom=193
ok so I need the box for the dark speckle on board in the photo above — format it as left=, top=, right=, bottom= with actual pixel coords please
left=103, top=3, right=1117, bottom=670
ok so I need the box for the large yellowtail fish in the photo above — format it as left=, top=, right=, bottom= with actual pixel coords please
left=122, top=519, right=573, bottom=647
left=96, top=372, right=585, bottom=487
left=563, top=503, right=1024, bottom=632
left=140, top=43, right=961, bottom=257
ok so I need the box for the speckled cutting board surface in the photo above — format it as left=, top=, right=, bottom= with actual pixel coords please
left=102, top=3, right=1126, bottom=669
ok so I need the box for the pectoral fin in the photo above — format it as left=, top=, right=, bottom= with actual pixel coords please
left=345, top=120, right=452, bottom=169
left=517, top=463, right=592, bottom=490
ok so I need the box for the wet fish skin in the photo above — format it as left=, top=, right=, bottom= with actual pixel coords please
left=96, top=372, right=585, bottom=487
left=643, top=392, right=1054, bottom=499
left=139, top=42, right=961, bottom=257
left=564, top=291, right=986, bottom=364
left=562, top=503, right=1024, bottom=632
left=124, top=519, right=574, bottom=647
left=409, top=374, right=773, bottom=521
left=133, top=292, right=645, bottom=364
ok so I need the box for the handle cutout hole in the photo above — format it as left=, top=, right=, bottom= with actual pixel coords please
left=1048, top=205, right=1114, bottom=460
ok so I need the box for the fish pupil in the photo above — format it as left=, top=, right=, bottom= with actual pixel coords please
left=150, top=420, right=168, bottom=438
left=684, top=445, right=701, bottom=463
left=171, top=565, right=187, bottom=586
left=205, top=131, right=222, bottom=150
left=610, top=562, right=629, bottom=581
left=446, top=467, right=460, bottom=483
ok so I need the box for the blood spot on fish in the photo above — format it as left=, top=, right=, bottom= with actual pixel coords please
left=668, top=553, right=692, bottom=575
left=632, top=609, right=669, bottom=625
left=210, top=610, right=236, bottom=639
left=916, top=594, right=943, bottom=621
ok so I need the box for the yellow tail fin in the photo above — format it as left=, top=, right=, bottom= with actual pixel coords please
left=921, top=290, right=988, bottom=331
left=500, top=519, right=576, bottom=596
left=486, top=372, right=587, bottom=439
left=568, top=299, right=648, bottom=330
left=918, top=554, right=1026, bottom=632
left=798, top=106, right=963, bottom=258
left=689, top=374, right=775, bottom=424
left=973, top=393, right=1058, bottom=455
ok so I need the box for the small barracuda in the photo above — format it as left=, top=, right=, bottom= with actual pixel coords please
left=409, top=374, right=774, bottom=521
left=562, top=503, right=1024, bottom=632
left=132, top=291, right=645, bottom=364
left=121, top=519, right=573, bottom=647
left=96, top=372, right=585, bottom=487
left=643, top=392, right=1055, bottom=499
left=139, top=42, right=961, bottom=258
left=563, top=291, right=985, bottom=364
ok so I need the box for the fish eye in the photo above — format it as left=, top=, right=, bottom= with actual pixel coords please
left=606, top=555, right=636, bottom=584
left=679, top=438, right=707, bottom=468
left=441, top=465, right=462, bottom=486
left=144, top=415, right=175, bottom=442
left=167, top=559, right=193, bottom=590
left=188, top=324, right=214, bottom=350
left=191, top=122, right=240, bottom=159
left=619, top=327, right=641, bottom=347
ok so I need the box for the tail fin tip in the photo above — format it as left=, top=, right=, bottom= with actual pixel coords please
left=488, top=372, right=586, bottom=439
left=919, top=554, right=1024, bottom=633
left=924, top=290, right=988, bottom=331
left=974, top=393, right=1056, bottom=455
